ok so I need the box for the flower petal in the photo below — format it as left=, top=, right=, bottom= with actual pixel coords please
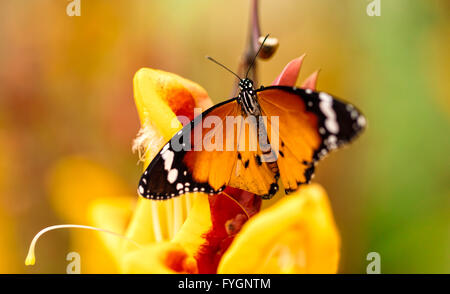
left=121, top=242, right=198, bottom=274
left=301, top=69, right=320, bottom=91
left=217, top=184, right=340, bottom=274
left=134, top=68, right=191, bottom=139
left=88, top=196, right=135, bottom=258
left=134, top=68, right=212, bottom=134
left=272, top=54, right=306, bottom=86
left=66, top=196, right=135, bottom=274
left=172, top=193, right=212, bottom=256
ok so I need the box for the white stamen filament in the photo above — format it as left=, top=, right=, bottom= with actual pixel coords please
left=165, top=200, right=174, bottom=239
left=185, top=193, right=192, bottom=217
left=25, top=224, right=142, bottom=266
left=173, top=197, right=183, bottom=236
left=151, top=202, right=164, bottom=242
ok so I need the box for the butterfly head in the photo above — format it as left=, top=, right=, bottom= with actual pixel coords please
left=239, top=78, right=254, bottom=92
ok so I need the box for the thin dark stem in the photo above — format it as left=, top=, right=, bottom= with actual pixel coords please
left=246, top=0, right=261, bottom=83
left=230, top=0, right=278, bottom=96
left=232, top=0, right=261, bottom=95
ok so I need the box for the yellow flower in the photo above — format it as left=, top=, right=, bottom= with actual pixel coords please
left=120, top=66, right=341, bottom=274
left=26, top=61, right=341, bottom=274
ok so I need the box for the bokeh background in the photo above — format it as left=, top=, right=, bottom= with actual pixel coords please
left=0, top=0, right=448, bottom=273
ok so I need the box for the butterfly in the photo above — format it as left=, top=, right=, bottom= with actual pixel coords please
left=137, top=41, right=366, bottom=200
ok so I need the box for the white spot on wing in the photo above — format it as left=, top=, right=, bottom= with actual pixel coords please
left=161, top=150, right=174, bottom=171
left=326, top=135, right=338, bottom=150
left=167, top=169, right=178, bottom=184
left=357, top=116, right=366, bottom=127
left=161, top=143, right=170, bottom=154
left=319, top=92, right=339, bottom=134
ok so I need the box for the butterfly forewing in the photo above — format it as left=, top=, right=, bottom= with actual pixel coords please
left=138, top=98, right=240, bottom=199
left=182, top=99, right=240, bottom=191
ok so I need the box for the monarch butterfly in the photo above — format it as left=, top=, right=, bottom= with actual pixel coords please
left=137, top=40, right=366, bottom=200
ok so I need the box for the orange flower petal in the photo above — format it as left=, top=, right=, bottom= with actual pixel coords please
left=272, top=54, right=305, bottom=86
left=301, top=69, right=320, bottom=91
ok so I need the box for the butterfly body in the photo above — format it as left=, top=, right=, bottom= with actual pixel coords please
left=137, top=79, right=366, bottom=200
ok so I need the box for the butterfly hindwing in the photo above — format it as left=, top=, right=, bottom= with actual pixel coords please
left=227, top=114, right=280, bottom=198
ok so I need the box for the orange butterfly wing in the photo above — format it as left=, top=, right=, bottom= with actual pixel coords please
left=226, top=115, right=280, bottom=197
left=138, top=98, right=240, bottom=199
left=257, top=86, right=365, bottom=194
left=138, top=85, right=365, bottom=200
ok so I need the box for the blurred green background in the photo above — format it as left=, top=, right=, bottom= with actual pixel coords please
left=0, top=0, right=448, bottom=273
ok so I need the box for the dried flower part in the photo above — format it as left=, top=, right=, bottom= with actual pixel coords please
left=257, top=36, right=279, bottom=59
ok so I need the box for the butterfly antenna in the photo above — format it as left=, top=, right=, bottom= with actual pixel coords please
left=206, top=56, right=242, bottom=81
left=245, top=34, right=270, bottom=79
